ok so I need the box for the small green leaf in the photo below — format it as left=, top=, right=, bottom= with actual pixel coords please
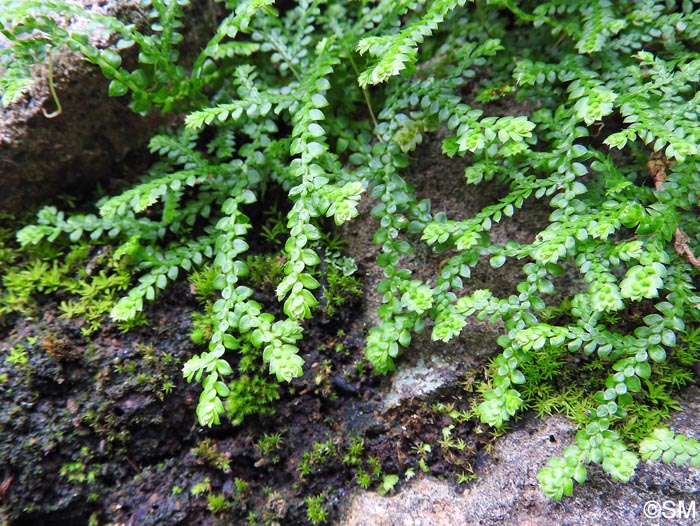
left=308, top=123, right=325, bottom=137
left=490, top=255, right=506, bottom=268
left=109, top=79, right=129, bottom=97
left=101, top=49, right=122, bottom=69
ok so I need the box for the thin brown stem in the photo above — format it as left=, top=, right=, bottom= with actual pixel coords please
left=348, top=52, right=381, bottom=139
left=648, top=153, right=700, bottom=270
left=42, top=48, right=63, bottom=119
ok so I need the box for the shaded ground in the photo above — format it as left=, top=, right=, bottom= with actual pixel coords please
left=0, top=279, right=491, bottom=526
left=340, top=387, right=700, bottom=526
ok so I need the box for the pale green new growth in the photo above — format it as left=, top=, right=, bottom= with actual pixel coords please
left=640, top=428, right=700, bottom=467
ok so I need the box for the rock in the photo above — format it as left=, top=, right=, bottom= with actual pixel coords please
left=0, top=1, right=147, bottom=213
left=0, top=0, right=216, bottom=214
left=380, top=323, right=497, bottom=412
left=339, top=387, right=700, bottom=526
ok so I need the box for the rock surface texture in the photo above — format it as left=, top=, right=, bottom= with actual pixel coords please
left=0, top=0, right=218, bottom=213
left=0, top=1, right=155, bottom=213
left=340, top=387, right=700, bottom=526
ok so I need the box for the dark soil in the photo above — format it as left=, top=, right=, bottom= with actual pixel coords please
left=0, top=266, right=493, bottom=526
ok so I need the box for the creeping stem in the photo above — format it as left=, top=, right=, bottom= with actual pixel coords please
left=42, top=47, right=63, bottom=119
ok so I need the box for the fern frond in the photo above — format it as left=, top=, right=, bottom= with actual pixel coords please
left=357, top=0, right=469, bottom=87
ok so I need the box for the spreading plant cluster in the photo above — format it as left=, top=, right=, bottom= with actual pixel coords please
left=3, top=0, right=700, bottom=500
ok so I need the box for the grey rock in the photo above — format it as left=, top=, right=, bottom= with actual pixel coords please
left=340, top=387, right=700, bottom=526
left=0, top=0, right=216, bottom=214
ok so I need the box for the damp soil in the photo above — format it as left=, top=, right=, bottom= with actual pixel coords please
left=0, top=274, right=496, bottom=526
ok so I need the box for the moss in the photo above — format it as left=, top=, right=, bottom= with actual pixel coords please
left=0, top=240, right=132, bottom=334
left=245, top=254, right=286, bottom=292
left=224, top=373, right=280, bottom=426
left=322, top=264, right=363, bottom=319
left=517, top=327, right=700, bottom=446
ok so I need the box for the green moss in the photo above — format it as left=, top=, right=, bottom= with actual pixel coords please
left=225, top=373, right=280, bottom=426
left=188, top=265, right=220, bottom=303
left=192, top=438, right=232, bottom=472
left=517, top=327, right=700, bottom=446
left=5, top=344, right=29, bottom=366
left=0, top=241, right=132, bottom=334
left=305, top=494, right=328, bottom=525
left=256, top=431, right=285, bottom=463
left=245, top=254, right=286, bottom=292
left=322, top=265, right=363, bottom=319
left=207, top=493, right=233, bottom=514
